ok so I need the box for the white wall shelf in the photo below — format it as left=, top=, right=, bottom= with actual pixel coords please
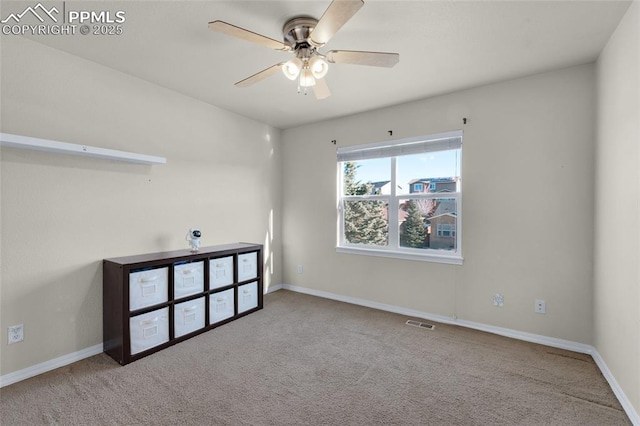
left=0, top=133, right=166, bottom=165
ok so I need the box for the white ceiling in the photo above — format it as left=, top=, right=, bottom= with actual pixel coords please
left=20, top=0, right=631, bottom=129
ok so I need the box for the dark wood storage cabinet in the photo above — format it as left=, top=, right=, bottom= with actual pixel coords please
left=103, top=243, right=263, bottom=365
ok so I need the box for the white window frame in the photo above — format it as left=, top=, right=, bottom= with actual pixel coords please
left=413, top=183, right=424, bottom=192
left=336, top=130, right=463, bottom=265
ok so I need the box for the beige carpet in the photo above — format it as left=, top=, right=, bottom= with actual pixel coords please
left=0, top=290, right=631, bottom=425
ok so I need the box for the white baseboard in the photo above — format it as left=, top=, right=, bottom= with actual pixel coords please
left=277, top=284, right=639, bottom=425
left=0, top=343, right=103, bottom=388
left=591, top=349, right=640, bottom=425
left=0, top=284, right=284, bottom=389
left=279, top=284, right=592, bottom=352
left=264, top=283, right=283, bottom=294
left=453, top=318, right=593, bottom=354
left=3, top=285, right=638, bottom=425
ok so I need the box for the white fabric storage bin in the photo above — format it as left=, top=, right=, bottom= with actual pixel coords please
left=174, top=297, right=205, bottom=338
left=129, top=307, right=169, bottom=355
left=238, top=282, right=258, bottom=313
left=210, top=256, right=234, bottom=289
left=237, top=252, right=258, bottom=282
left=209, top=288, right=235, bottom=325
left=129, top=267, right=169, bottom=311
left=174, top=261, right=204, bottom=299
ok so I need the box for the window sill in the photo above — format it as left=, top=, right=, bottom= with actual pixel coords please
left=336, top=246, right=463, bottom=265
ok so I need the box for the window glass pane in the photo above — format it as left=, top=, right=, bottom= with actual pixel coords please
left=342, top=159, right=391, bottom=195
left=344, top=200, right=388, bottom=246
left=396, top=149, right=460, bottom=195
left=399, top=198, right=457, bottom=251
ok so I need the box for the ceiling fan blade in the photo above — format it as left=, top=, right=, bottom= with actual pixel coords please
left=235, top=63, right=284, bottom=88
left=309, top=0, right=364, bottom=47
left=326, top=50, right=399, bottom=68
left=208, top=21, right=289, bottom=51
left=313, top=78, right=331, bottom=100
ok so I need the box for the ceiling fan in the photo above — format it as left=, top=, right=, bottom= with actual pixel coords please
left=208, top=0, right=399, bottom=99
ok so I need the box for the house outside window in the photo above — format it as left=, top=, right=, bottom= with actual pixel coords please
left=336, top=131, right=462, bottom=264
left=436, top=223, right=456, bottom=237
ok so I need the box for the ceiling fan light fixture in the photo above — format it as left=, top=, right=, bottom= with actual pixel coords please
left=309, top=56, right=329, bottom=79
left=282, top=57, right=302, bottom=80
left=299, top=68, right=316, bottom=87
left=210, top=0, right=398, bottom=100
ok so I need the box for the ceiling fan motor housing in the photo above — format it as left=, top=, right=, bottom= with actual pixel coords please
left=283, top=17, right=319, bottom=51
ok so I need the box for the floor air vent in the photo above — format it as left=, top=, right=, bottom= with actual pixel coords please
left=406, top=320, right=435, bottom=330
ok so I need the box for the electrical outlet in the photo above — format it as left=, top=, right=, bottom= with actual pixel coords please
left=493, top=293, right=504, bottom=307
left=296, top=264, right=304, bottom=274
left=535, top=299, right=546, bottom=314
left=8, top=324, right=24, bottom=344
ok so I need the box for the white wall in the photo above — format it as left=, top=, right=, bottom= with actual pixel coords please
left=0, top=37, right=282, bottom=375
left=595, top=1, right=640, bottom=417
left=282, top=64, right=595, bottom=344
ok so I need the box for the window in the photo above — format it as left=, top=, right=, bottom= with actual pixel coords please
left=337, top=131, right=462, bottom=264
left=436, top=224, right=456, bottom=237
